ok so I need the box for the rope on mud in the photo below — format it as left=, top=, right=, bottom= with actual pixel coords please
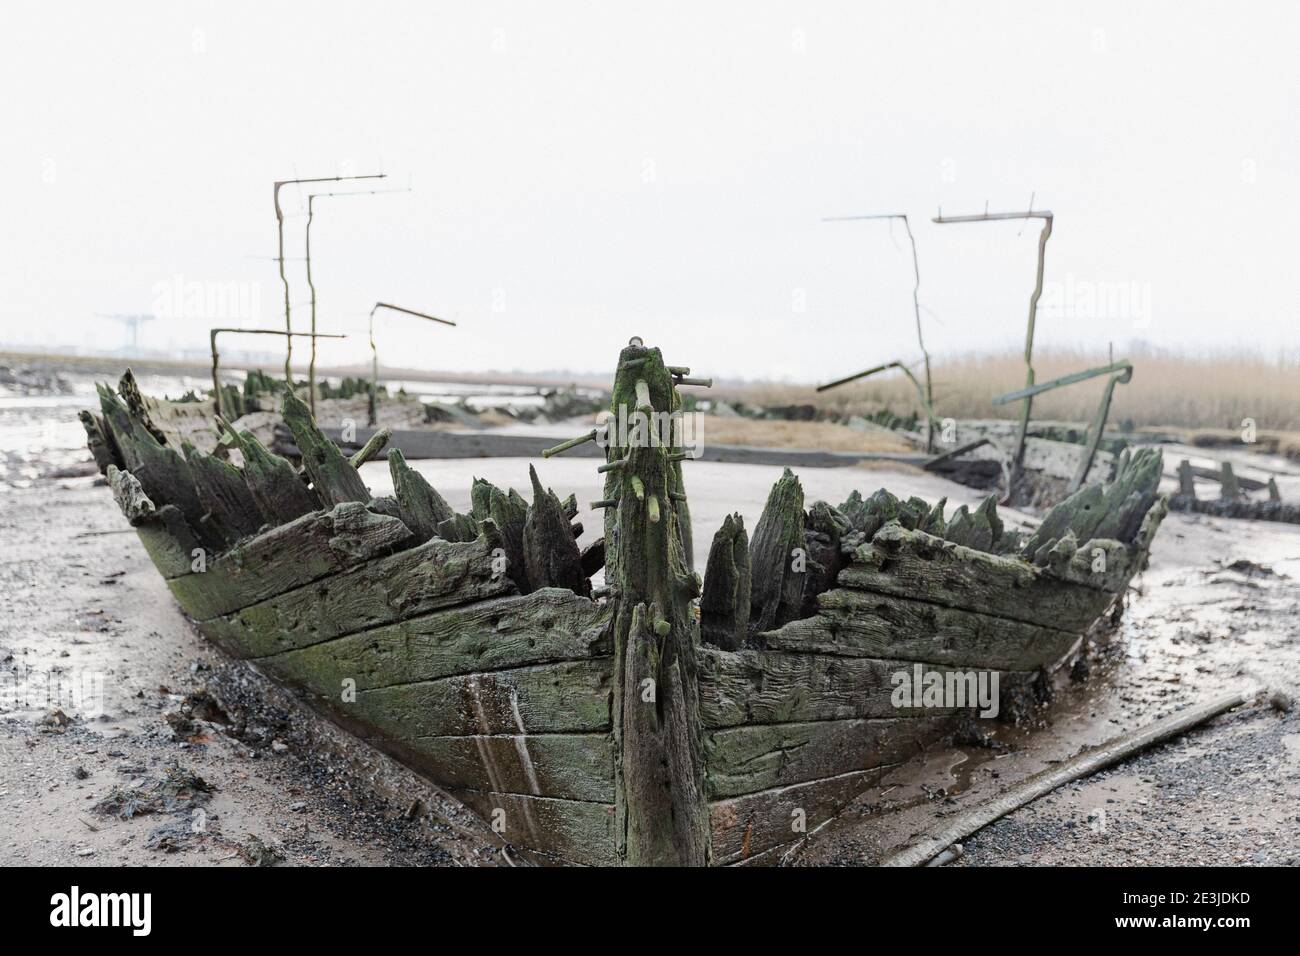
left=881, top=688, right=1255, bottom=867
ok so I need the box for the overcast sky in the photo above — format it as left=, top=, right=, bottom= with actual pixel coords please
left=2, top=1, right=1296, bottom=381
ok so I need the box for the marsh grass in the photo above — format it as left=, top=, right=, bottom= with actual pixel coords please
left=722, top=348, right=1300, bottom=433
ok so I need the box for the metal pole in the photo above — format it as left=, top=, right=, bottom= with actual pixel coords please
left=272, top=173, right=385, bottom=385
left=209, top=328, right=347, bottom=419
left=823, top=212, right=937, bottom=451
left=932, top=208, right=1054, bottom=489
left=303, top=185, right=410, bottom=414
left=366, top=302, right=457, bottom=427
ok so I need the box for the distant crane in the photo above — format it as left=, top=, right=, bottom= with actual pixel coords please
left=98, top=313, right=156, bottom=353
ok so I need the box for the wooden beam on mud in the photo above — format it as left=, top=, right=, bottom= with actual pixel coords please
left=881, top=689, right=1252, bottom=866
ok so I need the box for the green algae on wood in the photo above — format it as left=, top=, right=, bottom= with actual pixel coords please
left=700, top=513, right=751, bottom=650
left=523, top=465, right=591, bottom=596
left=224, top=426, right=317, bottom=525
left=748, top=468, right=806, bottom=634
left=281, top=389, right=370, bottom=506
left=604, top=340, right=710, bottom=866
left=387, top=447, right=454, bottom=542
left=198, top=533, right=513, bottom=656
left=167, top=502, right=413, bottom=621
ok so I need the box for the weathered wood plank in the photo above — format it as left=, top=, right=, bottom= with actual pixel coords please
left=446, top=788, right=616, bottom=866
left=1022, top=445, right=1163, bottom=561
left=698, top=646, right=990, bottom=728
left=226, top=426, right=318, bottom=525
left=107, top=465, right=203, bottom=578
left=839, top=523, right=1114, bottom=632
left=749, top=468, right=806, bottom=633
left=167, top=502, right=414, bottom=621
left=710, top=768, right=884, bottom=864
left=183, top=442, right=263, bottom=543
left=801, top=501, right=846, bottom=614
left=281, top=389, right=370, bottom=506
left=389, top=733, right=614, bottom=802
left=387, top=448, right=455, bottom=542
left=700, top=512, right=750, bottom=650
left=523, top=465, right=591, bottom=595
left=250, top=589, right=610, bottom=687
left=79, top=410, right=118, bottom=474
left=98, top=384, right=212, bottom=542
left=310, top=660, right=613, bottom=738
left=762, top=588, right=1081, bottom=671
left=197, top=534, right=515, bottom=657
left=489, top=486, right=530, bottom=593
left=704, top=717, right=951, bottom=800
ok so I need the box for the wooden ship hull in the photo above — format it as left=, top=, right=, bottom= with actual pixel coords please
left=83, top=342, right=1167, bottom=866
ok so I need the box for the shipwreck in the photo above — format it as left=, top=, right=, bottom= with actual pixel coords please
left=82, top=338, right=1168, bottom=865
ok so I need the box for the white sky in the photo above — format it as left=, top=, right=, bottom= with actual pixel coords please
left=1, top=1, right=1296, bottom=381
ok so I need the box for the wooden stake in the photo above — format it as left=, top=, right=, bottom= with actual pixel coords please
left=208, top=328, right=345, bottom=419
left=933, top=208, right=1054, bottom=486
left=366, top=302, right=456, bottom=426
left=824, top=212, right=935, bottom=448
left=273, top=173, right=384, bottom=383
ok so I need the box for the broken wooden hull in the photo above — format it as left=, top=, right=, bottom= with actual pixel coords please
left=86, top=356, right=1166, bottom=866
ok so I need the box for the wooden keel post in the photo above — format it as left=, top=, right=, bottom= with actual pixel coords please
left=605, top=340, right=711, bottom=865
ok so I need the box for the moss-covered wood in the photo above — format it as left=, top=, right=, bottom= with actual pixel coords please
left=523, top=465, right=591, bottom=596
left=79, top=410, right=119, bottom=474
left=396, top=733, right=614, bottom=802
left=225, top=426, right=317, bottom=525
left=107, top=466, right=203, bottom=578
left=335, top=660, right=612, bottom=738
left=183, top=441, right=263, bottom=542
left=762, top=588, right=1082, bottom=671
left=700, top=513, right=751, bottom=650
left=247, top=589, right=609, bottom=687
left=167, top=502, right=413, bottom=621
left=448, top=789, right=616, bottom=866
left=281, top=389, right=370, bottom=506
left=488, top=485, right=530, bottom=594
left=704, top=716, right=950, bottom=799
left=387, top=448, right=455, bottom=542
left=199, top=533, right=514, bottom=656
left=710, top=768, right=887, bottom=864
left=697, top=646, right=1002, bottom=728
left=748, top=468, right=806, bottom=634
left=1022, top=446, right=1162, bottom=562
left=98, top=384, right=214, bottom=547
left=604, top=340, right=711, bottom=866
left=840, top=523, right=1115, bottom=633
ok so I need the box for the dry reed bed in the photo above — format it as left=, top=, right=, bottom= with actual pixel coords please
left=718, top=350, right=1300, bottom=433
